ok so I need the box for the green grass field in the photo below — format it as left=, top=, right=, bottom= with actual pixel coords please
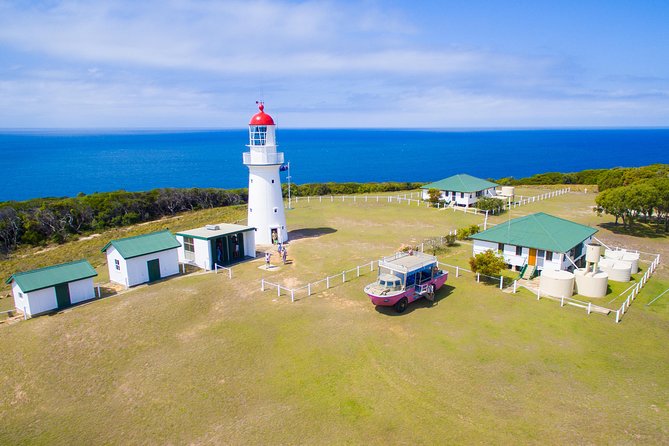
left=1, top=188, right=668, bottom=444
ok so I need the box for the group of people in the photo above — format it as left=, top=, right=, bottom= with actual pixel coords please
left=265, top=242, right=288, bottom=268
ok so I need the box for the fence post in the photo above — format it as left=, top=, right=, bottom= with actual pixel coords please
left=357, top=266, right=360, bottom=277
left=370, top=261, right=374, bottom=272
left=277, top=286, right=281, bottom=297
left=342, top=271, right=346, bottom=283
left=588, top=302, right=592, bottom=315
left=228, top=268, right=232, bottom=279
left=513, top=280, right=517, bottom=293
left=421, top=243, right=424, bottom=252
left=561, top=297, right=564, bottom=307
left=456, top=266, right=459, bottom=278
left=308, top=283, right=311, bottom=296
left=320, top=196, right=322, bottom=202
left=477, top=273, right=480, bottom=283
left=215, top=264, right=218, bottom=274
left=291, top=289, right=295, bottom=302
left=97, top=285, right=101, bottom=298
left=261, top=278, right=265, bottom=291
left=537, top=288, right=540, bottom=300
left=499, top=276, right=504, bottom=289
left=616, top=309, right=620, bottom=323
left=327, top=277, right=330, bottom=289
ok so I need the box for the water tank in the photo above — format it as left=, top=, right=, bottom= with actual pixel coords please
left=539, top=269, right=574, bottom=299
left=621, top=252, right=640, bottom=274
left=604, top=249, right=624, bottom=261
left=585, top=243, right=601, bottom=263
left=574, top=268, right=608, bottom=298
left=501, top=186, right=515, bottom=197
left=598, top=258, right=631, bottom=282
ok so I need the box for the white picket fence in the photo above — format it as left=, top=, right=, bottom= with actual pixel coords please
left=214, top=263, right=233, bottom=279
left=289, top=188, right=571, bottom=216
left=261, top=260, right=379, bottom=302
left=615, top=254, right=661, bottom=323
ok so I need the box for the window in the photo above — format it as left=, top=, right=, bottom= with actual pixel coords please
left=538, top=250, right=545, bottom=259
left=183, top=237, right=195, bottom=253
left=460, top=192, right=464, bottom=198
left=498, top=243, right=504, bottom=254
left=546, top=251, right=553, bottom=261
left=249, top=125, right=267, bottom=146
left=271, top=179, right=275, bottom=183
left=273, top=207, right=278, bottom=213
left=18, top=292, right=23, bottom=298
left=114, top=259, right=120, bottom=271
left=516, top=246, right=522, bottom=256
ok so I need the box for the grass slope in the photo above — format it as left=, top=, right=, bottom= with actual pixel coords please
left=1, top=189, right=668, bottom=444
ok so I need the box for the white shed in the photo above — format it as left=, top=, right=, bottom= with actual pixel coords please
left=6, top=259, right=98, bottom=318
left=175, top=223, right=256, bottom=271
left=102, top=230, right=181, bottom=288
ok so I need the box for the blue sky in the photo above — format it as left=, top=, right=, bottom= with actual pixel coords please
left=0, top=0, right=667, bottom=128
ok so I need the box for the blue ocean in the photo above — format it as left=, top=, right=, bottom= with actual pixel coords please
left=1, top=128, right=668, bottom=201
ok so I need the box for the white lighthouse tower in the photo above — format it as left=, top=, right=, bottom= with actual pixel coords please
left=243, top=102, right=288, bottom=245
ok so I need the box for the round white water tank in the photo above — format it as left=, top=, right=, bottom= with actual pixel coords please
left=585, top=243, right=602, bottom=263
left=501, top=186, right=515, bottom=197
left=604, top=249, right=625, bottom=260
left=621, top=252, right=639, bottom=274
left=574, top=268, right=608, bottom=298
left=539, top=269, right=574, bottom=299
left=599, top=258, right=631, bottom=282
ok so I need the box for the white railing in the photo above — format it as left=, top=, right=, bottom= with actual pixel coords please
left=615, top=254, right=661, bottom=323
left=261, top=260, right=378, bottom=302
left=242, top=151, right=284, bottom=165
left=214, top=263, right=233, bottom=279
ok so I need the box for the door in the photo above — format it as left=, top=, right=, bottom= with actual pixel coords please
left=55, top=283, right=71, bottom=309
left=147, top=259, right=161, bottom=282
left=528, top=248, right=537, bottom=266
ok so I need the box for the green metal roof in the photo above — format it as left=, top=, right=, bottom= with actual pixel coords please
left=6, top=259, right=97, bottom=293
left=470, top=212, right=598, bottom=253
left=101, top=230, right=181, bottom=259
left=421, top=174, right=498, bottom=192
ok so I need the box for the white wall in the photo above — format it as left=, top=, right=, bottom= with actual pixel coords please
left=106, top=246, right=129, bottom=287
left=68, top=277, right=96, bottom=304
left=107, top=246, right=179, bottom=287
left=247, top=164, right=288, bottom=245
left=125, top=249, right=180, bottom=286
left=424, top=187, right=497, bottom=207
left=244, top=231, right=257, bottom=258
left=23, top=286, right=57, bottom=317
left=176, top=235, right=211, bottom=270
left=473, top=240, right=568, bottom=271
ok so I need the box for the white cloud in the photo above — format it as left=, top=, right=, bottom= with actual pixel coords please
left=0, top=0, right=667, bottom=127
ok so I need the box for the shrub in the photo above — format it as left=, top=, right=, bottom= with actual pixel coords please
left=469, top=250, right=506, bottom=276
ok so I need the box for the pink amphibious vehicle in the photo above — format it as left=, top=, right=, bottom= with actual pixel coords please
left=364, top=251, right=448, bottom=313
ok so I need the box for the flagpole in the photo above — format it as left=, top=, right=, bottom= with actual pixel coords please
left=287, top=162, right=292, bottom=210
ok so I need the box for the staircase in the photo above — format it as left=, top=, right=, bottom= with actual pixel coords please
left=521, top=265, right=537, bottom=280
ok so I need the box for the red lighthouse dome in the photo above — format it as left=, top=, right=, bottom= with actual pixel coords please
left=249, top=103, right=275, bottom=125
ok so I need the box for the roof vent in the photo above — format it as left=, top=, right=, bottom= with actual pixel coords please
left=205, top=225, right=220, bottom=231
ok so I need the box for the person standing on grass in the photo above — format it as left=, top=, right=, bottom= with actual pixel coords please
left=282, top=247, right=287, bottom=264
left=265, top=251, right=271, bottom=268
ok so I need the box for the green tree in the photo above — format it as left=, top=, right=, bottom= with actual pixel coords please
left=469, top=250, right=507, bottom=276
left=427, top=188, right=442, bottom=206
left=475, top=197, right=504, bottom=213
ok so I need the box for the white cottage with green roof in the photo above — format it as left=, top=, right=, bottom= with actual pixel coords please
left=175, top=223, right=256, bottom=271
left=421, top=174, right=498, bottom=207
left=470, top=212, right=598, bottom=272
left=102, top=230, right=181, bottom=287
left=6, top=259, right=98, bottom=317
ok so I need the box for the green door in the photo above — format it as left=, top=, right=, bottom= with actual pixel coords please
left=54, top=283, right=71, bottom=309
left=147, top=259, right=161, bottom=282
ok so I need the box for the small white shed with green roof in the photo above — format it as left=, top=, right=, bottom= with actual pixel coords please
left=421, top=174, right=498, bottom=207
left=102, top=230, right=181, bottom=287
left=6, top=259, right=98, bottom=317
left=470, top=212, right=598, bottom=272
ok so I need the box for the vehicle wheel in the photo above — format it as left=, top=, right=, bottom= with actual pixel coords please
left=394, top=297, right=408, bottom=313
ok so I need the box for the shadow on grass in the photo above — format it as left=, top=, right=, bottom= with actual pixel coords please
left=375, top=284, right=455, bottom=316
left=598, top=222, right=668, bottom=239
left=288, top=227, right=337, bottom=241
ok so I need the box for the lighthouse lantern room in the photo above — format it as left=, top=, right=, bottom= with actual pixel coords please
left=243, top=103, right=288, bottom=245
